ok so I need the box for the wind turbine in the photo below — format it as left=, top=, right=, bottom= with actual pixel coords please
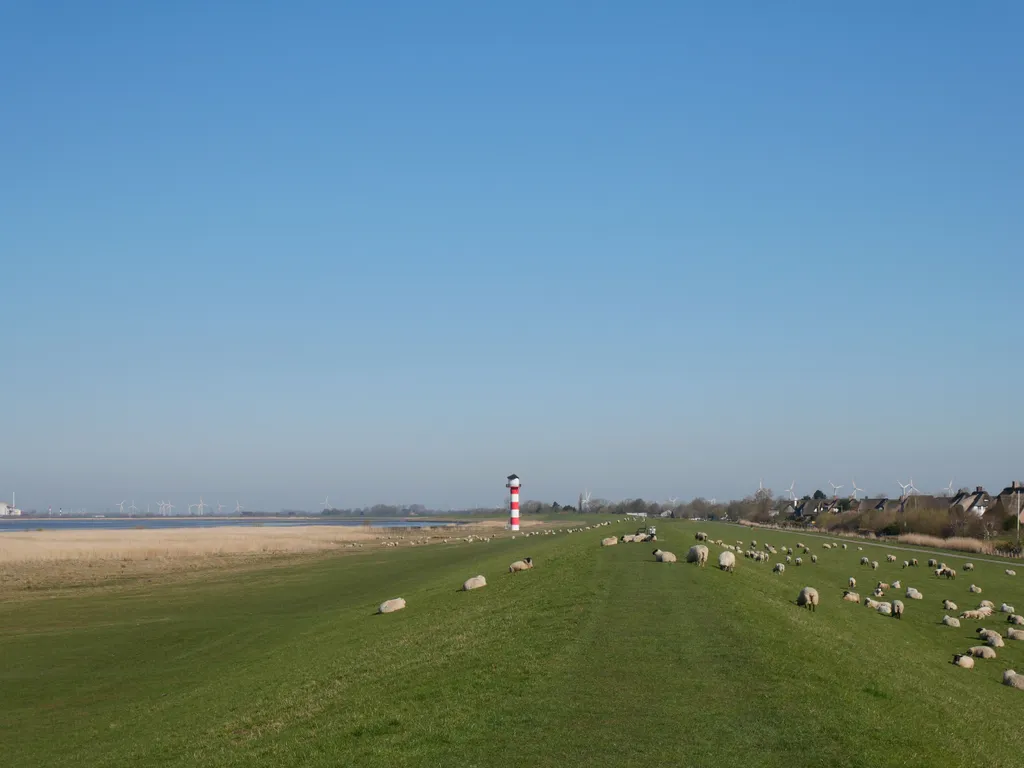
left=850, top=479, right=864, bottom=501
left=235, top=500, right=243, bottom=514
left=828, top=481, right=843, bottom=499
left=709, top=498, right=716, bottom=505
left=165, top=502, right=175, bottom=516
left=943, top=479, right=955, bottom=497
left=786, top=482, right=796, bottom=501
left=128, top=500, right=139, bottom=517
left=908, top=478, right=919, bottom=496
left=580, top=490, right=592, bottom=511
left=897, top=481, right=910, bottom=499
left=197, top=497, right=207, bottom=516
left=321, top=496, right=329, bottom=511
left=216, top=502, right=225, bottom=515
left=116, top=500, right=126, bottom=515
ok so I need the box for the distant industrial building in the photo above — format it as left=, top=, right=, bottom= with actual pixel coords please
left=0, top=502, right=22, bottom=516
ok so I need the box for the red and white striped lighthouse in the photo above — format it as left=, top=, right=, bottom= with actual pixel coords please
left=506, top=474, right=521, bottom=531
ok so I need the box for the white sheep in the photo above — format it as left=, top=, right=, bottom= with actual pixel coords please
left=601, top=537, right=618, bottom=547
left=797, top=586, right=820, bottom=611
left=877, top=602, right=892, bottom=616
left=969, top=645, right=997, bottom=659
left=842, top=543, right=848, bottom=549
left=891, top=579, right=902, bottom=589
left=952, top=653, right=975, bottom=669
left=980, top=599, right=995, bottom=609
left=943, top=600, right=958, bottom=611
left=843, top=591, right=860, bottom=603
left=695, top=532, right=709, bottom=542
left=786, top=555, right=792, bottom=563
left=377, top=597, right=407, bottom=614
left=773, top=563, right=786, bottom=575
left=509, top=557, right=534, bottom=573
left=1007, top=628, right=1024, bottom=641
left=1009, top=614, right=1024, bottom=625
left=928, top=559, right=938, bottom=568
left=1006, top=569, right=1017, bottom=577
left=686, top=545, right=709, bottom=567
left=892, top=599, right=904, bottom=619
left=654, top=549, right=678, bottom=563
left=860, top=556, right=870, bottom=566
left=811, top=555, right=818, bottom=563
left=462, top=575, right=487, bottom=591
left=886, top=554, right=897, bottom=563
left=905, top=587, right=923, bottom=600
left=969, top=584, right=982, bottom=593
left=902, top=560, right=910, bottom=569
left=871, top=560, right=879, bottom=570
left=864, top=598, right=880, bottom=609
left=1001, top=603, right=1016, bottom=614
left=963, top=563, right=975, bottom=571
left=795, top=557, right=803, bottom=566
left=718, top=550, right=736, bottom=572
left=848, top=577, right=857, bottom=589
left=977, top=628, right=1005, bottom=647
left=942, top=615, right=961, bottom=628
left=1003, top=670, right=1024, bottom=689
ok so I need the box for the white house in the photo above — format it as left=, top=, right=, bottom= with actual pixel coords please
left=0, top=502, right=21, bottom=516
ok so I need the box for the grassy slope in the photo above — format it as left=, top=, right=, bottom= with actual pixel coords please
left=2, top=520, right=1023, bottom=767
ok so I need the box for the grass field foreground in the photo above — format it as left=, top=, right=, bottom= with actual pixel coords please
left=2, top=519, right=1023, bottom=767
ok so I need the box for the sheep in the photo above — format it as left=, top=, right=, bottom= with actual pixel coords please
left=928, top=559, right=938, bottom=568
left=942, top=615, right=961, bottom=628
left=686, top=545, right=709, bottom=567
left=977, top=628, right=1005, bottom=647
left=695, top=532, right=709, bottom=542
left=969, top=584, right=982, bottom=593
left=892, top=599, right=904, bottom=619
left=871, top=560, right=879, bottom=570
left=797, top=587, right=819, bottom=611
left=1009, top=615, right=1024, bottom=625
left=887, top=554, right=897, bottom=563
left=797, top=542, right=805, bottom=549
left=462, top=575, right=487, bottom=591
left=892, top=580, right=902, bottom=589
left=654, top=549, right=678, bottom=563
left=872, top=588, right=885, bottom=598
left=902, top=560, right=910, bottom=569
left=795, top=557, right=803, bottom=566
left=877, top=602, right=893, bottom=616
left=952, top=653, right=975, bottom=669
left=811, top=555, right=818, bottom=563
left=910, top=558, right=918, bottom=566
left=943, top=600, right=958, bottom=611
left=842, top=543, right=848, bottom=549
left=1002, top=670, right=1024, bottom=689
left=877, top=582, right=891, bottom=591
left=377, top=597, right=407, bottom=614
left=942, top=568, right=957, bottom=580
left=980, top=599, right=995, bottom=609
left=601, top=537, right=618, bottom=547
left=843, top=591, right=861, bottom=603
left=1007, top=569, right=1017, bottom=577
left=961, top=609, right=988, bottom=620
left=718, top=550, right=736, bottom=572
left=1007, top=628, right=1024, bottom=641
left=621, top=534, right=636, bottom=543
left=906, top=587, right=923, bottom=600
left=860, top=556, right=870, bottom=566
left=963, top=563, right=974, bottom=571
left=848, top=577, right=857, bottom=589
left=1001, top=603, right=1016, bottom=614
left=969, top=645, right=997, bottom=659
left=509, top=557, right=534, bottom=573
left=864, top=598, right=880, bottom=609
left=786, top=555, right=792, bottom=563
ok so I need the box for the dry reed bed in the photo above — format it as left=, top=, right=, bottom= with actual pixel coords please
left=0, top=525, right=473, bottom=564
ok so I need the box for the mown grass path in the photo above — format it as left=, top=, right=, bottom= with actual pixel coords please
left=2, top=520, right=1023, bottom=767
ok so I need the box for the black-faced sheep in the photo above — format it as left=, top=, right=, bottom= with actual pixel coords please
left=952, top=653, right=974, bottom=669
left=509, top=558, right=534, bottom=573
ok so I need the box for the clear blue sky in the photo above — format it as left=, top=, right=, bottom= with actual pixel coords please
left=2, top=2, right=1021, bottom=512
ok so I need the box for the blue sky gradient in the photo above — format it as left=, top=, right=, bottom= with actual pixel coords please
left=2, top=3, right=1021, bottom=511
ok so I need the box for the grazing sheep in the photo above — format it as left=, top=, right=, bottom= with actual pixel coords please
left=871, top=560, right=879, bottom=570
left=786, top=555, right=792, bottom=563
left=969, top=645, right=997, bottom=659
left=906, top=587, right=924, bottom=600
left=963, top=563, right=974, bottom=571
left=942, top=568, right=957, bottom=580
left=773, top=562, right=786, bottom=574
left=860, top=556, right=870, bottom=566
left=942, top=615, right=961, bottom=628
left=1003, top=670, right=1024, bottom=689
left=969, top=584, right=982, bottom=593
left=842, top=543, right=848, bottom=549
left=686, top=545, right=709, bottom=567
left=797, top=542, right=805, bottom=549
left=462, top=575, right=487, bottom=591
left=509, top=557, right=534, bottom=573
left=877, top=602, right=892, bottom=616
left=1001, top=603, right=1016, bottom=614
left=795, top=557, right=803, bottom=566
left=892, top=599, right=904, bottom=619
left=654, top=549, right=678, bottom=563
left=718, top=551, right=736, bottom=572
left=849, top=577, right=857, bottom=589
left=928, top=559, right=938, bottom=568
left=1007, top=628, right=1024, bottom=641
left=943, top=600, right=958, bottom=611
left=910, top=558, right=918, bottom=566
left=797, top=587, right=820, bottom=612
left=601, top=537, right=618, bottom=547
left=1006, top=569, right=1017, bottom=577
left=952, top=653, right=975, bottom=669
left=977, top=628, right=1005, bottom=647
left=695, top=532, right=709, bottom=542
left=887, top=554, right=897, bottom=563
left=377, top=598, right=407, bottom=614
left=902, top=560, right=910, bottom=569
left=1008, top=615, right=1024, bottom=625
left=843, top=591, right=861, bottom=603
left=811, top=555, right=818, bottom=563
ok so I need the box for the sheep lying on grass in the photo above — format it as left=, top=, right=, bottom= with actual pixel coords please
left=1007, top=627, right=1024, bottom=641
left=864, top=598, right=880, bottom=609
left=969, top=584, right=982, bottom=593
left=377, top=598, right=407, bottom=614
left=953, top=653, right=975, bottom=669
left=943, top=600, right=958, bottom=611
left=1006, top=569, right=1017, bottom=577
left=892, top=580, right=902, bottom=589
left=906, top=587, right=924, bottom=600
left=843, top=591, right=860, bottom=603
left=601, top=537, right=618, bottom=547
left=876, top=602, right=892, bottom=616
left=961, top=609, right=990, bottom=620
left=1003, top=670, right=1024, bottom=689
left=795, top=557, right=803, bottom=566
left=797, top=587, right=819, bottom=611
left=977, top=628, right=1005, bottom=648
left=1001, top=603, right=1016, bottom=614
left=509, top=557, right=534, bottom=573
left=654, top=549, right=677, bottom=563
left=969, top=645, right=997, bottom=659
left=718, top=550, right=736, bottom=572
left=686, top=545, right=709, bottom=567
left=1008, top=614, right=1024, bottom=625
left=462, top=575, right=487, bottom=591
left=942, top=615, right=961, bottom=628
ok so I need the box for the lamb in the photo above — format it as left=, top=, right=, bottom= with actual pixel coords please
left=963, top=563, right=974, bottom=571
left=654, top=549, right=678, bottom=563
left=887, top=554, right=897, bottom=563
left=843, top=591, right=861, bottom=603
left=892, top=600, right=904, bottom=619
left=977, top=628, right=1005, bottom=647
left=797, top=587, right=819, bottom=611
left=871, top=561, right=879, bottom=570
left=942, top=615, right=961, bottom=628
left=509, top=557, right=534, bottom=573
left=773, top=563, right=786, bottom=574
left=601, top=537, right=618, bottom=547
left=1007, top=627, right=1024, bottom=641
left=969, top=645, right=997, bottom=659
left=860, top=556, right=870, bottom=566
left=952, top=653, right=975, bottom=669
left=1009, top=615, right=1024, bottom=625
left=718, top=550, right=736, bottom=572
left=943, top=600, right=958, bottom=611
left=686, top=545, right=709, bottom=567
left=462, top=575, right=487, bottom=591
left=848, top=577, right=857, bottom=589
left=906, top=587, right=923, bottom=600
left=377, top=597, right=407, bottom=614
left=1007, top=569, right=1017, bottom=577
left=1001, top=603, right=1016, bottom=614
left=877, top=602, right=893, bottom=616
left=1003, top=670, right=1024, bottom=689
left=969, top=584, right=982, bottom=593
